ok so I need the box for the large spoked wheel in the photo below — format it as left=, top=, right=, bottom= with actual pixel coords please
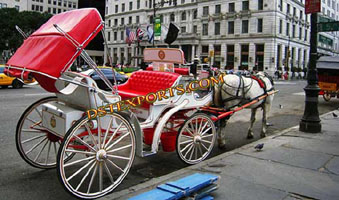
left=176, top=113, right=216, bottom=165
left=323, top=92, right=331, bottom=102
left=57, top=113, right=136, bottom=199
left=16, top=96, right=66, bottom=169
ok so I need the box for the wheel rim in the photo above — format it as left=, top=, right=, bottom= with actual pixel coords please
left=177, top=114, right=216, bottom=165
left=16, top=97, right=66, bottom=169
left=58, top=113, right=135, bottom=199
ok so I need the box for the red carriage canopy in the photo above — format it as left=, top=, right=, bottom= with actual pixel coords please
left=5, top=8, right=103, bottom=92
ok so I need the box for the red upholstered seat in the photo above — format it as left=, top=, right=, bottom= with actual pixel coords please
left=117, top=71, right=180, bottom=108
left=146, top=66, right=189, bottom=76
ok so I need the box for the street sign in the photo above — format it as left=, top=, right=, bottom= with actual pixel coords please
left=318, top=21, right=339, bottom=32
left=154, top=17, right=161, bottom=40
left=305, top=0, right=321, bottom=14
left=318, top=15, right=335, bottom=23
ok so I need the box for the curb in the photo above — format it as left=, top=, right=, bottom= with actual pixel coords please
left=101, top=111, right=333, bottom=200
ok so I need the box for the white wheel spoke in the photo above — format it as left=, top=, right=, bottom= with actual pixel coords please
left=184, top=127, right=195, bottom=137
left=97, top=118, right=102, bottom=149
left=197, top=118, right=204, bottom=135
left=76, top=161, right=97, bottom=191
left=201, top=127, right=212, bottom=136
left=197, top=144, right=203, bottom=157
left=106, top=132, right=130, bottom=151
left=107, top=144, right=132, bottom=154
left=22, top=129, right=44, bottom=134
left=199, top=121, right=209, bottom=135
left=66, top=160, right=95, bottom=182
left=84, top=124, right=98, bottom=151
left=64, top=156, right=95, bottom=167
left=106, top=159, right=124, bottom=173
left=189, top=145, right=195, bottom=160
left=34, top=108, right=42, bottom=119
left=22, top=135, right=45, bottom=144
left=194, top=145, right=198, bottom=160
left=65, top=149, right=96, bottom=155
left=102, top=117, right=113, bottom=148
left=73, top=135, right=96, bottom=152
left=180, top=142, right=193, bottom=153
left=179, top=139, right=193, bottom=146
left=26, top=117, right=38, bottom=125
left=104, top=123, right=123, bottom=149
left=99, top=162, right=103, bottom=192
left=25, top=137, right=47, bottom=155
left=53, top=142, right=57, bottom=157
left=202, top=134, right=213, bottom=139
left=182, top=134, right=193, bottom=139
left=107, top=154, right=130, bottom=161
left=87, top=163, right=98, bottom=194
left=34, top=140, right=48, bottom=162
left=201, top=139, right=212, bottom=144
left=183, top=143, right=194, bottom=158
left=200, top=142, right=209, bottom=151
left=45, top=141, right=51, bottom=165
left=103, top=161, right=114, bottom=184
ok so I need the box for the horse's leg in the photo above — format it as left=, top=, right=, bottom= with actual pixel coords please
left=247, top=108, right=257, bottom=139
left=261, top=103, right=268, bottom=138
left=217, top=119, right=227, bottom=149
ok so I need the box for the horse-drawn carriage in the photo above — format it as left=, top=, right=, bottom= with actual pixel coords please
left=5, top=9, right=277, bottom=199
left=317, top=56, right=339, bottom=101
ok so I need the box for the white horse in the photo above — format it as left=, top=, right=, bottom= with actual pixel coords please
left=213, top=72, right=275, bottom=148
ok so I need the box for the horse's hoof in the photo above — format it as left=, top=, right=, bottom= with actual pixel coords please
left=218, top=143, right=227, bottom=150
left=247, top=134, right=254, bottom=139
left=260, top=133, right=266, bottom=138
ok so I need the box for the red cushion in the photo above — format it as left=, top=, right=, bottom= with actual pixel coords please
left=117, top=71, right=180, bottom=109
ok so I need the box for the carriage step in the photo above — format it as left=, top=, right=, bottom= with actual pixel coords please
left=128, top=173, right=219, bottom=200
left=142, top=151, right=157, bottom=157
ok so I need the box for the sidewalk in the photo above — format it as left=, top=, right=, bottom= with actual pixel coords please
left=103, top=110, right=339, bottom=200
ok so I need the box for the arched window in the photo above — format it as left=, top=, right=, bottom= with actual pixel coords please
left=170, top=13, right=175, bottom=22
left=181, top=12, right=186, bottom=21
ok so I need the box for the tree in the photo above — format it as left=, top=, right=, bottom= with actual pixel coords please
left=0, top=8, right=52, bottom=54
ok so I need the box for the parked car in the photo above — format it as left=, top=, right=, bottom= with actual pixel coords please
left=82, top=68, right=128, bottom=91
left=0, top=66, right=35, bottom=89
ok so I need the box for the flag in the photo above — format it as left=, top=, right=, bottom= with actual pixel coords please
left=126, top=28, right=136, bottom=45
left=147, top=26, right=154, bottom=43
left=165, top=23, right=179, bottom=45
left=136, top=27, right=144, bottom=42
left=161, top=25, right=169, bottom=41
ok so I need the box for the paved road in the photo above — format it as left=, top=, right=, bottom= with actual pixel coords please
left=0, top=81, right=338, bottom=200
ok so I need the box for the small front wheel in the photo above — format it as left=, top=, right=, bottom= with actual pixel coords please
left=57, top=113, right=136, bottom=199
left=176, top=113, right=216, bottom=165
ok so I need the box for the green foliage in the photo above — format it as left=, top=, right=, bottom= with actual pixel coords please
left=0, top=8, right=52, bottom=52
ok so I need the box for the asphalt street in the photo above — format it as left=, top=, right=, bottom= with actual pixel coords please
left=0, top=80, right=338, bottom=200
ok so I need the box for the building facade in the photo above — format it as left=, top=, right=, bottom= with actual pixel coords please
left=0, top=0, right=78, bottom=14
left=108, top=0, right=339, bottom=74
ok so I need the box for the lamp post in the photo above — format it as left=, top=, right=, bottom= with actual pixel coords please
left=299, top=13, right=321, bottom=133
left=152, top=0, right=177, bottom=47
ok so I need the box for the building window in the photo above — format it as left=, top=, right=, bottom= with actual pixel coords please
left=136, top=16, right=140, bottom=24
left=202, top=46, right=209, bottom=54
left=293, top=7, right=296, bottom=16
left=108, top=32, right=111, bottom=42
left=215, top=5, right=221, bottom=14
left=242, top=20, right=249, bottom=33
left=122, top=3, right=125, bottom=12
left=299, top=27, right=302, bottom=39
left=137, top=0, right=140, bottom=9
left=287, top=4, right=290, bottom=14
left=170, top=13, right=175, bottom=22
left=114, top=32, right=117, bottom=41
left=121, top=18, right=125, bottom=25
left=129, top=2, right=133, bottom=10
left=304, top=29, right=308, bottom=41
left=279, top=19, right=283, bottom=34
left=255, top=44, right=265, bottom=71
left=202, top=24, right=208, bottom=35
left=258, top=0, right=263, bottom=10
left=279, top=0, right=283, bottom=11
left=292, top=24, right=295, bottom=37
left=241, top=44, right=249, bottom=69
left=215, top=22, right=220, bottom=35
left=257, top=18, right=263, bottom=32
left=227, top=45, right=235, bottom=69
left=229, top=3, right=235, bottom=12
left=181, top=12, right=186, bottom=21
left=114, top=19, right=118, bottom=26
left=286, top=22, right=290, bottom=36
left=193, top=9, right=197, bottom=19
left=203, top=6, right=209, bottom=16
left=242, top=1, right=249, bottom=11
left=129, top=16, right=132, bottom=24
left=121, top=31, right=124, bottom=41
left=193, top=25, right=197, bottom=33
left=181, top=26, right=186, bottom=33
left=115, top=5, right=118, bottom=13
left=228, top=21, right=234, bottom=34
